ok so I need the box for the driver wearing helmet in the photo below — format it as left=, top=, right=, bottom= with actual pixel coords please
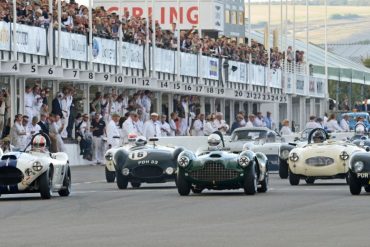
left=127, top=133, right=138, bottom=146
left=266, top=132, right=276, bottom=143
left=207, top=134, right=222, bottom=150
left=355, top=124, right=365, bottom=136
left=135, top=136, right=147, bottom=147
left=32, top=135, right=48, bottom=153
left=313, top=131, right=325, bottom=144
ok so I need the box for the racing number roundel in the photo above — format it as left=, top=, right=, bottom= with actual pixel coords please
left=129, top=151, right=148, bottom=160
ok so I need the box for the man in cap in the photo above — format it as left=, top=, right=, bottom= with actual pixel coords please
left=143, top=112, right=161, bottom=139
left=106, top=113, right=121, bottom=149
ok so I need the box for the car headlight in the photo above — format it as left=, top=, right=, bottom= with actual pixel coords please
left=105, top=153, right=113, bottom=161
left=32, top=161, right=43, bottom=172
left=122, top=168, right=130, bottom=176
left=165, top=167, right=174, bottom=175
left=354, top=161, right=364, bottom=173
left=280, top=149, right=290, bottom=160
left=238, top=156, right=250, bottom=167
left=178, top=156, right=190, bottom=168
left=289, top=153, right=299, bottom=162
left=340, top=151, right=349, bottom=160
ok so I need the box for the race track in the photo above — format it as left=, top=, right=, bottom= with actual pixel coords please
left=0, top=166, right=368, bottom=247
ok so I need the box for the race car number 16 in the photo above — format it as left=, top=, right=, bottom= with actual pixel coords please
left=129, top=151, right=148, bottom=160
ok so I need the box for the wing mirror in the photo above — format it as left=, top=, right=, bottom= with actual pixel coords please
left=149, top=138, right=159, bottom=142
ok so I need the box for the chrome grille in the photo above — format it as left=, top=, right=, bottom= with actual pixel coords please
left=305, top=157, right=335, bottom=167
left=189, top=162, right=240, bottom=182
left=132, top=166, right=163, bottom=178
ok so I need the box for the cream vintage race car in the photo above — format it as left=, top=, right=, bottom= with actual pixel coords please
left=288, top=128, right=363, bottom=185
left=0, top=133, right=71, bottom=199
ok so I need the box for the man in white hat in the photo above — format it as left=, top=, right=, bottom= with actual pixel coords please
left=143, top=112, right=161, bottom=139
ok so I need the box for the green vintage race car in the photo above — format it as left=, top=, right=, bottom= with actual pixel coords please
left=176, top=133, right=269, bottom=196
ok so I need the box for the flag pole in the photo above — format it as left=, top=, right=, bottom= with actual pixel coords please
left=145, top=0, right=150, bottom=77
left=176, top=0, right=181, bottom=81
left=248, top=0, right=251, bottom=87
left=152, top=0, right=156, bottom=77
left=198, top=0, right=202, bottom=84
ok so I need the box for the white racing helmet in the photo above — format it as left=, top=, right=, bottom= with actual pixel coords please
left=208, top=134, right=222, bottom=149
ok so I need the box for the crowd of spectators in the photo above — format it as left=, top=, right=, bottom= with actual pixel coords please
left=0, top=0, right=306, bottom=69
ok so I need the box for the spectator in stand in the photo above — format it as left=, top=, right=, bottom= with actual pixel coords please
left=213, top=112, right=229, bottom=135
left=280, top=119, right=292, bottom=136
left=106, top=113, right=121, bottom=149
left=160, top=114, right=171, bottom=136
left=169, top=112, right=178, bottom=136
left=52, top=92, right=63, bottom=118
left=28, top=116, right=41, bottom=139
left=264, top=111, right=275, bottom=130
left=10, top=114, right=27, bottom=150
left=340, top=114, right=350, bottom=132
left=326, top=113, right=342, bottom=132
left=204, top=114, right=217, bottom=136
left=192, top=113, right=205, bottom=136
left=246, top=114, right=255, bottom=128
left=38, top=113, right=49, bottom=135
left=121, top=111, right=141, bottom=144
left=306, top=116, right=321, bottom=129
left=143, top=112, right=161, bottom=139
left=51, top=114, right=65, bottom=152
left=230, top=113, right=245, bottom=133
left=24, top=85, right=34, bottom=122
left=91, top=113, right=106, bottom=165
left=254, top=112, right=266, bottom=127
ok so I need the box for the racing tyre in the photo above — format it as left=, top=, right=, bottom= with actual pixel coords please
left=116, top=171, right=129, bottom=189
left=105, top=167, right=116, bottom=183
left=244, top=164, right=257, bottom=195
left=349, top=173, right=362, bottom=195
left=177, top=170, right=191, bottom=196
left=289, top=170, right=300, bottom=186
left=191, top=187, right=203, bottom=194
left=305, top=177, right=315, bottom=184
left=131, top=182, right=141, bottom=188
left=58, top=167, right=71, bottom=197
left=279, top=160, right=289, bottom=179
left=258, top=173, right=268, bottom=193
left=39, top=169, right=53, bottom=199
left=365, top=185, right=370, bottom=193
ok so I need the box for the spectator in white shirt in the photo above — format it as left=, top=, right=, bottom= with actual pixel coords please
left=122, top=111, right=141, bottom=144
left=340, top=114, right=350, bottom=132
left=106, top=113, right=121, bottom=149
left=10, top=114, right=27, bottom=150
left=254, top=112, right=266, bottom=127
left=169, top=112, right=178, bottom=136
left=326, top=113, right=343, bottom=132
left=27, top=116, right=42, bottom=144
left=213, top=112, right=229, bottom=135
left=24, top=86, right=34, bottom=122
left=280, top=119, right=292, bottom=136
left=204, top=114, right=217, bottom=136
left=192, top=113, right=206, bottom=136
left=246, top=114, right=255, bottom=128
left=306, top=116, right=321, bottom=129
left=143, top=113, right=162, bottom=139
left=160, top=114, right=171, bottom=136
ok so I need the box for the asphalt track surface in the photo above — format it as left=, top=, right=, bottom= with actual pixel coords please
left=0, top=166, right=369, bottom=247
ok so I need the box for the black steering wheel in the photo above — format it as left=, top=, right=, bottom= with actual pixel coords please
left=307, top=128, right=329, bottom=144
left=24, top=132, right=52, bottom=152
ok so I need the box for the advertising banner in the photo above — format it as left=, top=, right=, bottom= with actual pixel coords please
left=55, top=31, right=87, bottom=61
left=252, top=65, right=265, bottom=86
left=92, top=37, right=116, bottom=65
left=202, top=56, right=219, bottom=80
left=122, top=42, right=144, bottom=69
left=270, top=69, right=282, bottom=88
left=154, top=48, right=175, bottom=73
left=228, top=60, right=247, bottom=84
left=180, top=52, right=198, bottom=77
left=14, top=24, right=47, bottom=56
left=0, top=22, right=10, bottom=51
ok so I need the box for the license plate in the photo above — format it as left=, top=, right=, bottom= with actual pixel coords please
left=357, top=173, right=369, bottom=179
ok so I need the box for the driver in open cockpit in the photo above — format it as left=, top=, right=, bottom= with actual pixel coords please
left=31, top=135, right=48, bottom=153
left=313, top=131, right=325, bottom=144
left=127, top=133, right=138, bottom=146
left=354, top=124, right=366, bottom=137
left=135, top=136, right=147, bottom=147
left=207, top=134, right=222, bottom=150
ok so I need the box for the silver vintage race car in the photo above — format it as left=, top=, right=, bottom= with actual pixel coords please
left=227, top=127, right=285, bottom=171
left=0, top=133, right=71, bottom=199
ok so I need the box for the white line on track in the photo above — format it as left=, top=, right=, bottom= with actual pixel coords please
left=72, top=180, right=105, bottom=186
